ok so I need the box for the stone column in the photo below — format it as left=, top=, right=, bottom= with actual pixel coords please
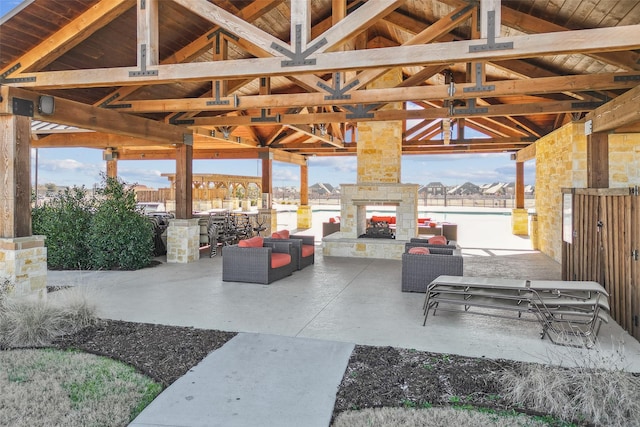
left=512, top=161, right=529, bottom=235
left=0, top=236, right=47, bottom=299
left=258, top=208, right=277, bottom=236
left=166, top=218, right=200, bottom=263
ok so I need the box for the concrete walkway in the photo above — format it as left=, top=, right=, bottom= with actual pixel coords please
left=129, top=333, right=354, bottom=427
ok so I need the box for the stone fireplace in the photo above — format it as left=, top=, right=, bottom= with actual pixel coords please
left=322, top=183, right=419, bottom=259
left=340, top=184, right=418, bottom=241
left=322, top=68, right=417, bottom=259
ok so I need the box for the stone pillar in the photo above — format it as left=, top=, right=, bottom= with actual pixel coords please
left=511, top=209, right=529, bottom=235
left=0, top=236, right=47, bottom=299
left=258, top=208, right=277, bottom=236
left=357, top=68, right=402, bottom=184
left=297, top=205, right=312, bottom=229
left=511, top=160, right=529, bottom=235
left=166, top=218, right=200, bottom=263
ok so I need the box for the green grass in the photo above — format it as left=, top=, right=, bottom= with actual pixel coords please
left=0, top=348, right=163, bottom=427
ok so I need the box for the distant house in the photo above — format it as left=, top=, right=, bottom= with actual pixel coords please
left=448, top=182, right=481, bottom=195
left=419, top=182, right=447, bottom=196
left=310, top=182, right=337, bottom=197
left=483, top=182, right=510, bottom=195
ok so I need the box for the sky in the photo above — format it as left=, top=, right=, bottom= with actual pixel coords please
left=2, top=1, right=535, bottom=190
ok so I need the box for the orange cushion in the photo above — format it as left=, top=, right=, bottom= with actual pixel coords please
left=408, top=247, right=430, bottom=255
left=301, top=244, right=314, bottom=257
left=271, top=232, right=284, bottom=239
left=428, top=235, right=447, bottom=245
left=277, top=229, right=290, bottom=239
left=271, top=253, right=291, bottom=268
left=239, top=236, right=264, bottom=247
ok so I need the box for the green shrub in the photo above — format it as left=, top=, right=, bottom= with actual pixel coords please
left=88, top=176, right=154, bottom=270
left=32, top=187, right=94, bottom=270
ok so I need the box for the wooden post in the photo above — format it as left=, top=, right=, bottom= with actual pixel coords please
left=587, top=132, right=609, bottom=188
left=261, top=156, right=272, bottom=206
left=106, top=159, right=117, bottom=178
left=175, top=143, right=193, bottom=219
left=515, top=161, right=524, bottom=209
left=0, top=114, right=32, bottom=238
left=300, top=162, right=308, bottom=206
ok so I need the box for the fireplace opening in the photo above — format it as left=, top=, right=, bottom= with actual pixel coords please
left=359, top=219, right=395, bottom=239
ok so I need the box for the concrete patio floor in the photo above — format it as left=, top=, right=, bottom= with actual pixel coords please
left=47, top=210, right=640, bottom=372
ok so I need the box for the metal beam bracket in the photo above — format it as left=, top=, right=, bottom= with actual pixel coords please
left=251, top=109, right=281, bottom=123
left=571, top=102, right=604, bottom=109
left=169, top=113, right=195, bottom=125
left=183, top=133, right=193, bottom=146
left=343, top=104, right=380, bottom=119
left=129, top=44, right=159, bottom=77
left=12, top=97, right=34, bottom=117
left=469, top=11, right=513, bottom=53
left=613, top=74, right=640, bottom=82
left=0, top=63, right=36, bottom=83
left=453, top=99, right=488, bottom=115
left=317, top=73, right=359, bottom=100
left=464, top=63, right=495, bottom=93
left=271, top=25, right=327, bottom=67
left=206, top=81, right=230, bottom=106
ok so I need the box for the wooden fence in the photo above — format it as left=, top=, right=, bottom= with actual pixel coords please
left=562, top=188, right=639, bottom=341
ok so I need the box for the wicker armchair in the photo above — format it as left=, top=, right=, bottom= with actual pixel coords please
left=222, top=239, right=297, bottom=284
left=401, top=245, right=463, bottom=293
left=265, top=234, right=315, bottom=270
left=409, top=238, right=459, bottom=249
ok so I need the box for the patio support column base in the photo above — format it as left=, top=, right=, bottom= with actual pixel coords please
left=0, top=236, right=47, bottom=299
left=296, top=205, right=312, bottom=229
left=259, top=209, right=277, bottom=236
left=167, top=219, right=200, bottom=263
left=511, top=208, right=529, bottom=236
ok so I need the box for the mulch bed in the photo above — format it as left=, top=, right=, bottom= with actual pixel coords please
left=51, top=319, right=599, bottom=425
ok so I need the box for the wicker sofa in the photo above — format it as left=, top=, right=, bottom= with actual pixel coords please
left=264, top=230, right=315, bottom=270
left=222, top=237, right=297, bottom=284
left=401, top=244, right=463, bottom=293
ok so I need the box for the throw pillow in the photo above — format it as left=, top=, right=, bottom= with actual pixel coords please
left=428, top=235, right=447, bottom=245
left=239, top=236, right=264, bottom=247
left=408, top=247, right=430, bottom=255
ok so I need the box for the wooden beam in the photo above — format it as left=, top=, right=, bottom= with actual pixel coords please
left=106, top=71, right=640, bottom=113
left=0, top=0, right=134, bottom=76
left=11, top=24, right=640, bottom=89
left=171, top=0, right=288, bottom=57
left=587, top=132, right=609, bottom=189
left=300, top=162, right=308, bottom=206
left=0, top=86, right=187, bottom=145
left=291, top=0, right=311, bottom=52
left=189, top=99, right=608, bottom=126
left=515, top=141, right=536, bottom=162
left=586, top=84, right=640, bottom=133
left=106, top=159, right=118, bottom=178
left=137, top=0, right=159, bottom=69
left=312, top=0, right=404, bottom=53
left=31, top=132, right=164, bottom=148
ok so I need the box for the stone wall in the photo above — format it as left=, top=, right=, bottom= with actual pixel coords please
left=534, top=122, right=640, bottom=263
left=166, top=219, right=200, bottom=263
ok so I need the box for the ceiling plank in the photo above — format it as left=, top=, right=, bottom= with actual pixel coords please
left=12, top=24, right=640, bottom=89
left=32, top=132, right=161, bottom=148
left=0, top=0, right=135, bottom=76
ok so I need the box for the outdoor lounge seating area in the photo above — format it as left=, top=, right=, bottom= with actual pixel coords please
left=423, top=275, right=611, bottom=347
left=222, top=230, right=315, bottom=284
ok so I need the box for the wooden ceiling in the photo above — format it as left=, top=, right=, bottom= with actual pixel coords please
left=1, top=0, right=639, bottom=163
